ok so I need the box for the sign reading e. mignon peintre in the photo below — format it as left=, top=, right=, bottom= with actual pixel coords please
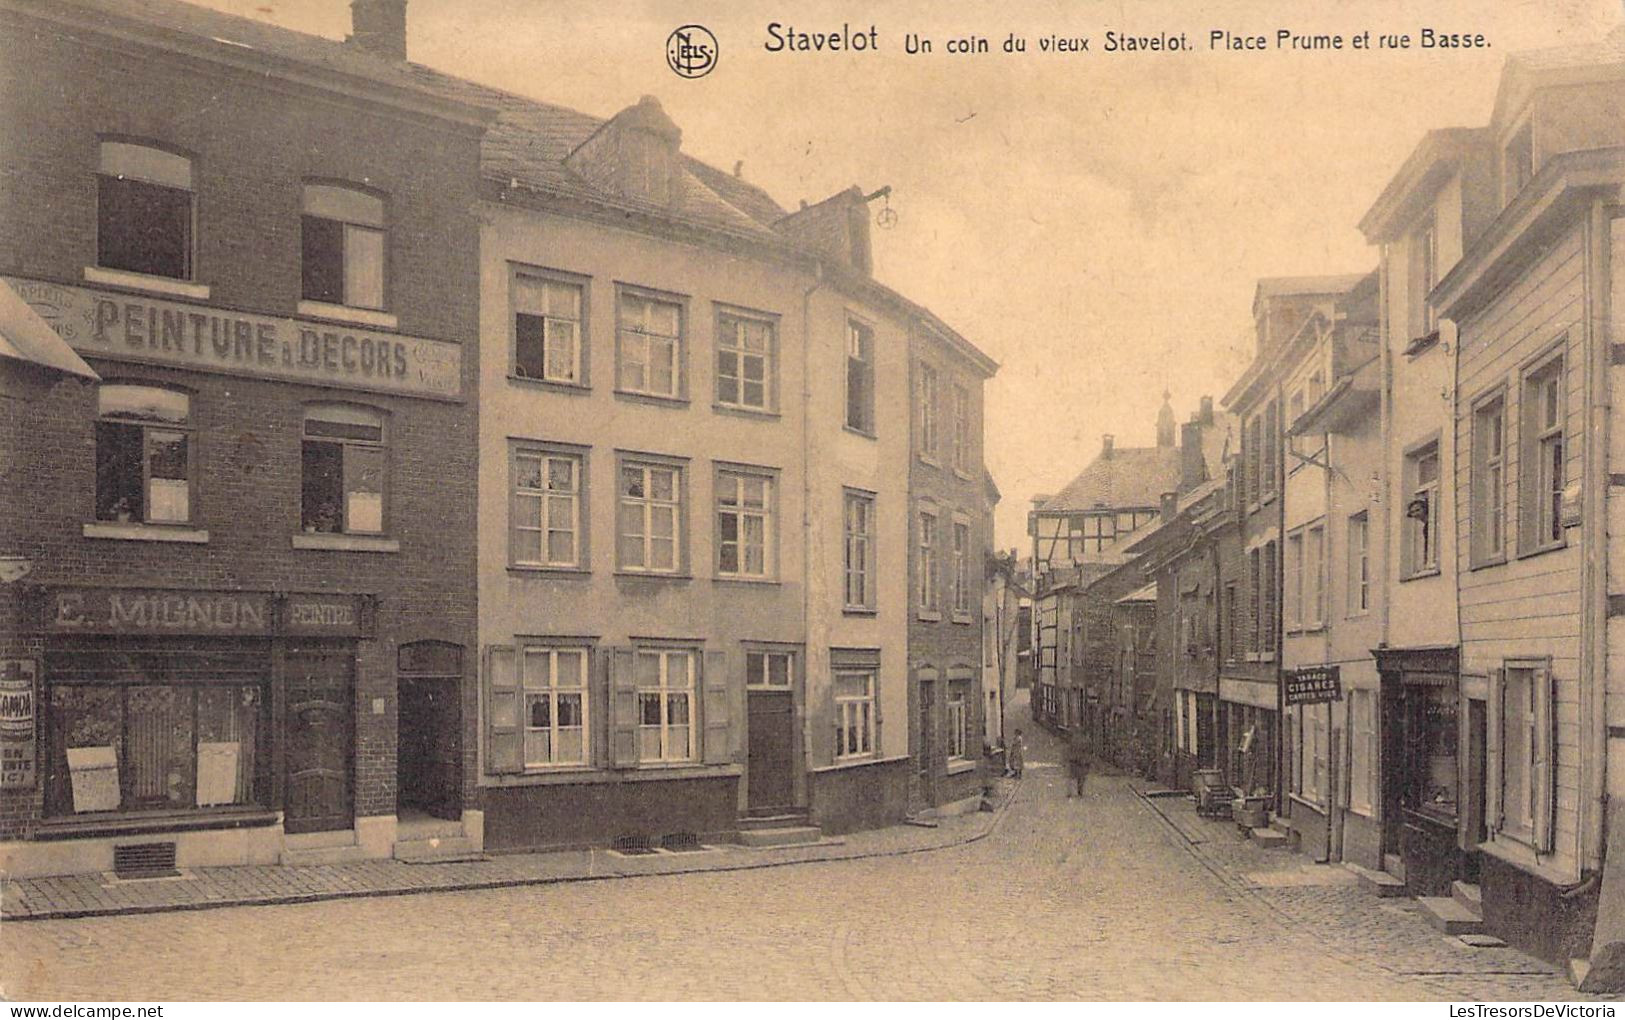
left=5, top=276, right=462, bottom=401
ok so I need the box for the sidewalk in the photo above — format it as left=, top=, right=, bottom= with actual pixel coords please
left=1, top=778, right=1015, bottom=922
left=1128, top=778, right=1600, bottom=997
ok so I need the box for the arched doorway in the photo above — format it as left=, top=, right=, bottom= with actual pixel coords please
left=396, top=640, right=463, bottom=821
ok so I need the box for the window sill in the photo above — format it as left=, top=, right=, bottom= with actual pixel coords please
left=1288, top=792, right=1328, bottom=815
left=83, top=522, right=208, bottom=544
left=484, top=763, right=742, bottom=787
left=917, top=454, right=941, bottom=469
left=614, top=571, right=693, bottom=583
left=951, top=613, right=975, bottom=625
left=296, top=300, right=398, bottom=331
left=712, top=402, right=780, bottom=421
left=712, top=576, right=781, bottom=587
left=291, top=532, right=400, bottom=553
left=953, top=467, right=974, bottom=482
left=1516, top=540, right=1568, bottom=562
left=1399, top=567, right=1441, bottom=582
left=1478, top=833, right=1573, bottom=885
left=83, top=265, right=209, bottom=301
left=508, top=564, right=591, bottom=577
left=1468, top=554, right=1508, bottom=572
left=843, top=606, right=878, bottom=617
left=946, top=758, right=977, bottom=776
left=507, top=374, right=590, bottom=395
left=813, top=753, right=910, bottom=774
left=842, top=425, right=878, bottom=441
left=614, top=389, right=689, bottom=409
left=917, top=610, right=943, bottom=623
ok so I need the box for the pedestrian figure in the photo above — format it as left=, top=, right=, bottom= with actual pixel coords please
left=1066, top=727, right=1091, bottom=797
left=1006, top=729, right=1026, bottom=779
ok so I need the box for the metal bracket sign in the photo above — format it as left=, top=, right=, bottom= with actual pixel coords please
left=0, top=658, right=38, bottom=789
left=1283, top=665, right=1343, bottom=706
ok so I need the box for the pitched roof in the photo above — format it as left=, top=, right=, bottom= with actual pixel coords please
left=1254, top=273, right=1371, bottom=302
left=1037, top=445, right=1182, bottom=513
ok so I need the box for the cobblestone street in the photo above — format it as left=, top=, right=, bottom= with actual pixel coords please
left=0, top=712, right=1598, bottom=1001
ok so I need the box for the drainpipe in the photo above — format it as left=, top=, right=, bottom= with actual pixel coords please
left=1582, top=200, right=1610, bottom=872
left=801, top=260, right=825, bottom=803
left=1377, top=250, right=1393, bottom=650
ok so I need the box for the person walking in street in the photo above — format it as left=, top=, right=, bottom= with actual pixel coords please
left=1066, top=726, right=1091, bottom=798
left=1006, top=729, right=1026, bottom=779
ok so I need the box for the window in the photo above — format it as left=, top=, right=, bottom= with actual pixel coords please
left=845, top=319, right=875, bottom=433
left=835, top=669, right=876, bottom=759
left=716, top=310, right=775, bottom=411
left=1261, top=401, right=1279, bottom=500
left=917, top=362, right=939, bottom=460
left=617, top=290, right=683, bottom=399
left=1223, top=582, right=1239, bottom=661
left=301, top=405, right=386, bottom=535
left=1347, top=512, right=1370, bottom=615
left=1406, top=681, right=1459, bottom=822
left=951, top=519, right=972, bottom=618
left=1244, top=417, right=1260, bottom=506
left=1504, top=122, right=1533, bottom=206
left=95, top=384, right=193, bottom=524
left=1248, top=548, right=1262, bottom=655
left=1520, top=354, right=1566, bottom=553
left=947, top=681, right=970, bottom=761
left=1349, top=688, right=1376, bottom=815
left=1261, top=541, right=1277, bottom=655
left=1403, top=441, right=1440, bottom=576
left=1305, top=523, right=1324, bottom=629
left=716, top=468, right=774, bottom=579
left=618, top=460, right=683, bottom=573
left=1495, top=664, right=1552, bottom=849
left=302, top=184, right=385, bottom=310
left=97, top=141, right=193, bottom=280
left=1284, top=531, right=1303, bottom=631
left=746, top=651, right=792, bottom=689
left=843, top=490, right=875, bottom=611
left=50, top=677, right=268, bottom=816
left=1471, top=393, right=1507, bottom=565
left=1294, top=704, right=1329, bottom=805
left=512, top=447, right=583, bottom=568
left=513, top=273, right=583, bottom=384
left=917, top=508, right=940, bottom=615
left=521, top=647, right=588, bottom=767
left=636, top=649, right=695, bottom=762
left=1414, top=215, right=1438, bottom=335
left=952, top=383, right=972, bottom=473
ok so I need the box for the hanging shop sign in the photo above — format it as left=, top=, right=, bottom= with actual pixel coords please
left=44, top=587, right=373, bottom=638
left=4, top=276, right=461, bottom=401
left=1283, top=665, right=1343, bottom=706
left=0, top=658, right=38, bottom=790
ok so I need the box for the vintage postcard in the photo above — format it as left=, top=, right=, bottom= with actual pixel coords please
left=1, top=0, right=1623, bottom=1005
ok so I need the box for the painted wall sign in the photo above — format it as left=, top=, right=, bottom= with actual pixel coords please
left=5, top=276, right=462, bottom=401
left=45, top=588, right=371, bottom=637
left=0, top=658, right=39, bottom=790
left=1283, top=665, right=1343, bottom=706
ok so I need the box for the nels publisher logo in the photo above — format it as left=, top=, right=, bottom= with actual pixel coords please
left=667, top=24, right=718, bottom=78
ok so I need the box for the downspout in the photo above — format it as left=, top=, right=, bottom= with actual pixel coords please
left=1378, top=249, right=1393, bottom=650
left=1582, top=199, right=1610, bottom=873
left=801, top=260, right=825, bottom=796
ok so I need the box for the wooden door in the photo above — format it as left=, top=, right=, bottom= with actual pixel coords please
left=284, top=648, right=353, bottom=834
left=747, top=690, right=794, bottom=812
left=399, top=676, right=461, bottom=819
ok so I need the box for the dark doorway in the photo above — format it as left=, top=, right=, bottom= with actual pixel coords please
left=747, top=689, right=794, bottom=812
left=397, top=641, right=463, bottom=821
left=284, top=646, right=353, bottom=834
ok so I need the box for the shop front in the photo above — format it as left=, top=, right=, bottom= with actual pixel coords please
left=1218, top=675, right=1278, bottom=805
left=3, top=585, right=378, bottom=877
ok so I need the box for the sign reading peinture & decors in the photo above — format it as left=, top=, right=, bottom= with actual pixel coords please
left=5, top=276, right=461, bottom=401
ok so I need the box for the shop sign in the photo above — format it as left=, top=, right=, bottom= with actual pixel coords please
left=5, top=276, right=462, bottom=401
left=0, top=659, right=38, bottom=790
left=45, top=588, right=371, bottom=637
left=1283, top=665, right=1343, bottom=706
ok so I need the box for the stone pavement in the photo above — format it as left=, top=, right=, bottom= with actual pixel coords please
left=1, top=784, right=1011, bottom=922
left=1, top=707, right=1610, bottom=1000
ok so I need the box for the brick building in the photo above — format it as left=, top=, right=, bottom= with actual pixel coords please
left=0, top=0, right=490, bottom=875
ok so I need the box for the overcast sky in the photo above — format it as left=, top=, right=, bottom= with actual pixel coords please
left=197, top=0, right=1620, bottom=550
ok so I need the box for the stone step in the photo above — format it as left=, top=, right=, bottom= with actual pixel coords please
left=1344, top=861, right=1408, bottom=897
left=1452, top=880, right=1483, bottom=913
left=280, top=843, right=369, bottom=867
left=1383, top=852, right=1407, bottom=884
left=737, top=825, right=823, bottom=848
left=1417, top=896, right=1486, bottom=935
left=1250, top=827, right=1290, bottom=850
left=393, top=836, right=478, bottom=863
left=738, top=812, right=810, bottom=832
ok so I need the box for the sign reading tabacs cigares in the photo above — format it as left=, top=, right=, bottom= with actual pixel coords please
left=1283, top=665, right=1343, bottom=706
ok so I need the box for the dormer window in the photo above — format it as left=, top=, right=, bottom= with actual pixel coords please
left=97, top=142, right=194, bottom=281
left=302, top=184, right=385, bottom=311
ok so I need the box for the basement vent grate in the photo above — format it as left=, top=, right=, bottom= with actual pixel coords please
left=660, top=832, right=704, bottom=853
left=113, top=842, right=179, bottom=879
left=611, top=834, right=657, bottom=856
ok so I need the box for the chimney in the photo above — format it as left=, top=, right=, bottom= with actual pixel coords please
left=1160, top=491, right=1179, bottom=523
left=1180, top=421, right=1206, bottom=490
left=1156, top=390, right=1176, bottom=447
left=349, top=0, right=407, bottom=60
left=1199, top=395, right=1214, bottom=425
left=1101, top=434, right=1114, bottom=459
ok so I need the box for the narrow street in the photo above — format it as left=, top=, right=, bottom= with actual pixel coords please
left=0, top=692, right=1587, bottom=1001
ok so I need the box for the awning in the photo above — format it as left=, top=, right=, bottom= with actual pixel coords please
left=0, top=278, right=99, bottom=381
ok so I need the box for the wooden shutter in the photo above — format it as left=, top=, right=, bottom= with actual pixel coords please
left=609, top=647, right=638, bottom=768
left=701, top=648, right=730, bottom=765
left=485, top=645, right=519, bottom=774
left=1485, top=669, right=1503, bottom=835
left=1533, top=667, right=1554, bottom=853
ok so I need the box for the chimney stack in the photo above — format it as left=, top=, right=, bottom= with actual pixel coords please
left=1160, top=491, right=1178, bottom=523
left=1199, top=395, right=1214, bottom=425
left=1101, top=434, right=1114, bottom=459
left=349, top=0, right=407, bottom=61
